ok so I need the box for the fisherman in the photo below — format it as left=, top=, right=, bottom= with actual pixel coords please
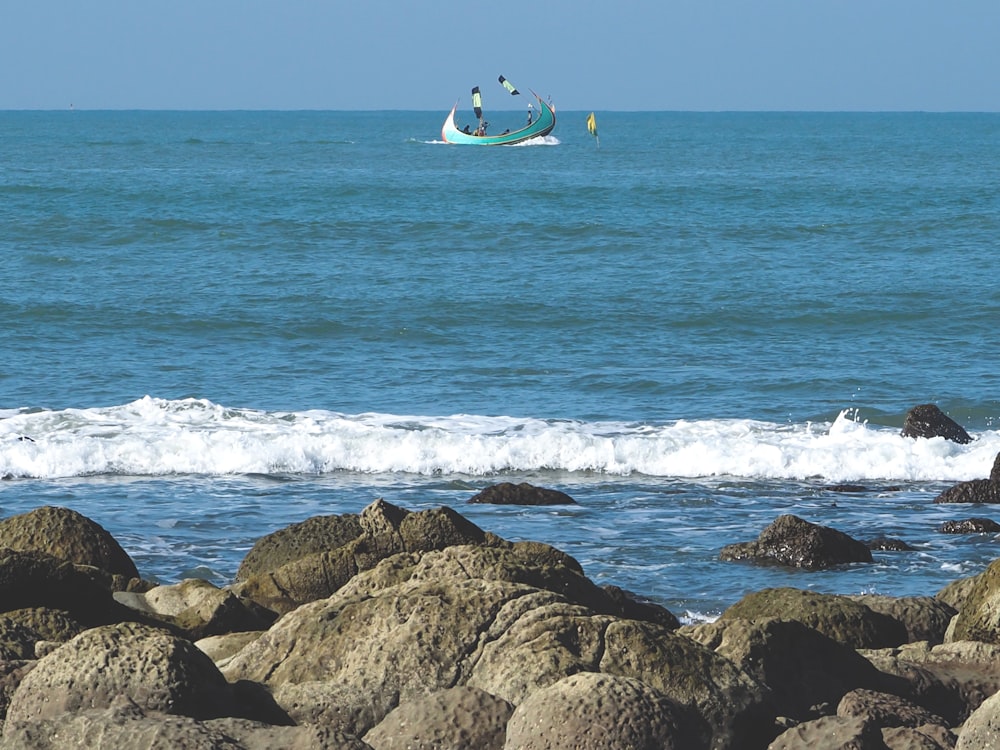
left=462, top=124, right=472, bottom=134
left=527, top=102, right=534, bottom=125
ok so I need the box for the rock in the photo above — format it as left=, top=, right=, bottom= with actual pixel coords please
left=224, top=573, right=773, bottom=749
left=719, top=514, right=873, bottom=569
left=866, top=536, right=917, bottom=551
left=836, top=688, right=946, bottom=729
left=935, top=480, right=1000, bottom=504
left=6, top=622, right=237, bottom=723
left=363, top=686, right=512, bottom=750
left=467, top=482, right=578, bottom=505
left=235, top=512, right=364, bottom=581
left=861, top=640, right=1000, bottom=725
left=681, top=617, right=885, bottom=721
left=195, top=631, right=265, bottom=669
left=955, top=687, right=1000, bottom=750
left=936, top=575, right=979, bottom=613
left=719, top=587, right=908, bottom=649
left=502, top=672, right=703, bottom=750
left=945, top=557, right=1000, bottom=643
left=0, top=695, right=370, bottom=750
left=847, top=596, right=957, bottom=646
left=767, top=715, right=880, bottom=749
left=901, top=405, right=973, bottom=445
left=235, top=500, right=497, bottom=614
left=0, top=608, right=85, bottom=660
left=881, top=724, right=957, bottom=749
left=945, top=519, right=1000, bottom=537
left=0, top=660, right=34, bottom=724
left=114, top=578, right=275, bottom=639
left=0, top=548, right=146, bottom=628
left=0, top=506, right=139, bottom=580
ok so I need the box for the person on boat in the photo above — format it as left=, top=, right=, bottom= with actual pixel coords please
left=476, top=121, right=488, bottom=136
left=462, top=124, right=471, bottom=134
left=527, top=103, right=534, bottom=125
left=502, top=128, right=510, bottom=135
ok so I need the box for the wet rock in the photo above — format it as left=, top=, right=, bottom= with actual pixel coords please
left=937, top=518, right=1000, bottom=534
left=866, top=536, right=917, bottom=551
left=0, top=505, right=140, bottom=581
left=502, top=672, right=703, bottom=750
left=681, top=616, right=884, bottom=721
left=935, top=454, right=1000, bottom=504
left=719, top=514, right=873, bottom=569
left=6, top=622, right=237, bottom=724
left=363, top=686, right=512, bottom=750
left=467, top=481, right=578, bottom=505
left=720, top=587, right=908, bottom=649
left=901, top=404, right=973, bottom=445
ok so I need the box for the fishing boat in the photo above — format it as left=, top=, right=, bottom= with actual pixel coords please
left=441, top=77, right=556, bottom=146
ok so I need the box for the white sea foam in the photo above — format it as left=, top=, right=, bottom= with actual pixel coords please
left=1, top=397, right=997, bottom=481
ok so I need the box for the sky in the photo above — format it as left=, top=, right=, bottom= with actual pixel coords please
left=3, top=1, right=999, bottom=111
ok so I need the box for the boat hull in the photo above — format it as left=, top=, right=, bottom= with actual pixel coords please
left=441, top=91, right=555, bottom=146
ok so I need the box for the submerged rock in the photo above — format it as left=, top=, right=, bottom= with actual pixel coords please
left=467, top=482, right=578, bottom=505
left=935, top=452, right=1000, bottom=504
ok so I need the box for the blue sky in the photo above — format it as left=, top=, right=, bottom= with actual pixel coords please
left=3, top=1, right=999, bottom=111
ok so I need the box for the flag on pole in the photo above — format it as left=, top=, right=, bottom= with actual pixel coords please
left=586, top=112, right=600, bottom=147
left=498, top=75, right=520, bottom=96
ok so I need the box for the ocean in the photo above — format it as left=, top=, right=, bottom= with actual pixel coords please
left=2, top=109, right=1000, bottom=622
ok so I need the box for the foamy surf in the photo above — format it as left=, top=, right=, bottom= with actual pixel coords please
left=2, top=397, right=996, bottom=481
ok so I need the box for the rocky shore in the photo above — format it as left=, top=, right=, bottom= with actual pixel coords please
left=1, top=406, right=999, bottom=749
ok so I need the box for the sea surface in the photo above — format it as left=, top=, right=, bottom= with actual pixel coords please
left=2, top=109, right=1000, bottom=622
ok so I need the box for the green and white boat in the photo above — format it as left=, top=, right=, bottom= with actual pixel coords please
left=441, top=77, right=555, bottom=146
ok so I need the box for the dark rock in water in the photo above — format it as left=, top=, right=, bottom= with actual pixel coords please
left=0, top=505, right=139, bottom=580
left=468, top=481, right=578, bottom=505
left=826, top=484, right=870, bottom=493
left=935, top=452, right=1000, bottom=504
left=938, top=518, right=1000, bottom=534
left=865, top=536, right=916, bottom=551
left=900, top=403, right=973, bottom=444
left=719, top=514, right=873, bottom=569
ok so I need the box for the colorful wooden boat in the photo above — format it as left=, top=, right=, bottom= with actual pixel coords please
left=441, top=87, right=556, bottom=146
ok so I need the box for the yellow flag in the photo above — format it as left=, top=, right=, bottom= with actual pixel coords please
left=586, top=112, right=598, bottom=137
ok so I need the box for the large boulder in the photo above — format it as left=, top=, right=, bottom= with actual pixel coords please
left=223, top=570, right=774, bottom=750
left=363, top=686, right=512, bottom=750
left=0, top=548, right=148, bottom=628
left=848, top=595, right=957, bottom=646
left=6, top=622, right=237, bottom=724
left=0, top=506, right=139, bottom=580
left=502, top=672, right=703, bottom=750
left=681, top=617, right=885, bottom=720
left=719, top=515, right=873, bottom=569
left=719, top=588, right=908, bottom=649
left=861, top=640, right=1000, bottom=725
left=956, top=688, right=1000, bottom=750
left=945, top=556, right=1000, bottom=643
left=0, top=695, right=371, bottom=750
left=935, top=453, right=1000, bottom=504
left=235, top=500, right=500, bottom=614
left=467, top=482, right=578, bottom=505
left=901, top=404, right=973, bottom=444
left=235, top=512, right=364, bottom=581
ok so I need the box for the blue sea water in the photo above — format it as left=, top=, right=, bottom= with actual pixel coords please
left=3, top=109, right=1000, bottom=620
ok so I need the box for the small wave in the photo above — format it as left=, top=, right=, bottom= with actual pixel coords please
left=2, top=398, right=997, bottom=482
